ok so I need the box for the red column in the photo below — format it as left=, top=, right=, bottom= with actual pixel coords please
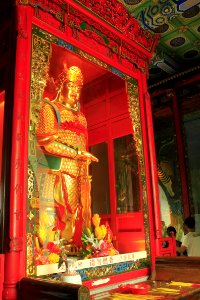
left=145, top=91, right=162, bottom=240
left=3, top=5, right=30, bottom=300
left=0, top=92, right=5, bottom=178
left=138, top=71, right=161, bottom=271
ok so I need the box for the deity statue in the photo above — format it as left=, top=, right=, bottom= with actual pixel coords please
left=36, top=65, right=98, bottom=244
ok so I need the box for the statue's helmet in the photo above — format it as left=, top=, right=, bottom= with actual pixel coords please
left=59, top=65, right=83, bottom=86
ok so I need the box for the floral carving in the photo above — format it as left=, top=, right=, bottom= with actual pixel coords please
left=19, top=0, right=159, bottom=72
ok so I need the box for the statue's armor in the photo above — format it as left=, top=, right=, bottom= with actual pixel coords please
left=36, top=100, right=88, bottom=240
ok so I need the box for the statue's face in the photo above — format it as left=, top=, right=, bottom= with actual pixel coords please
left=62, top=80, right=82, bottom=107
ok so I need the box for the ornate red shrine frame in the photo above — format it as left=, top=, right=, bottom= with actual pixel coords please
left=2, top=1, right=161, bottom=299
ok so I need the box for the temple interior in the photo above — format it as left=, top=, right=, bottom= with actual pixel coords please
left=0, top=0, right=200, bottom=299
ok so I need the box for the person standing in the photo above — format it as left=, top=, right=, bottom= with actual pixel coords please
left=177, top=216, right=200, bottom=256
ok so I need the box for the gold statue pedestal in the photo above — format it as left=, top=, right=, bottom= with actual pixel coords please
left=61, top=259, right=82, bottom=285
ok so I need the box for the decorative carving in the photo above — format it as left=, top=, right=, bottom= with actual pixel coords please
left=19, top=0, right=159, bottom=72
left=68, top=6, right=120, bottom=51
left=74, top=0, right=159, bottom=49
left=78, top=258, right=150, bottom=281
left=73, top=30, right=111, bottom=58
left=78, top=50, right=111, bottom=70
left=25, top=26, right=152, bottom=275
left=127, top=82, right=143, bottom=165
left=10, top=237, right=23, bottom=252
left=28, top=165, right=35, bottom=200
left=127, top=82, right=151, bottom=255
left=26, top=233, right=35, bottom=276
left=35, top=8, right=63, bottom=30
left=30, top=34, right=51, bottom=136
left=121, top=41, right=148, bottom=72
left=26, top=31, right=52, bottom=275
left=66, top=7, right=147, bottom=72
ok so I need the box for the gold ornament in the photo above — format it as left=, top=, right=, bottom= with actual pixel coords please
left=58, top=65, right=83, bottom=86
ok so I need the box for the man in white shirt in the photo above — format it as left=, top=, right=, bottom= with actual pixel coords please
left=177, top=216, right=200, bottom=256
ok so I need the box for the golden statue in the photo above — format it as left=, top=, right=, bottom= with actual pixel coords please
left=36, top=65, right=98, bottom=243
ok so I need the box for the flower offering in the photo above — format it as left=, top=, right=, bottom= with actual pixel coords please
left=79, top=214, right=119, bottom=259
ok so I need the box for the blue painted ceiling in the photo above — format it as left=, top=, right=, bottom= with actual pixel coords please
left=119, top=0, right=200, bottom=85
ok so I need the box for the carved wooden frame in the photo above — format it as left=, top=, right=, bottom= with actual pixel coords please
left=3, top=1, right=159, bottom=297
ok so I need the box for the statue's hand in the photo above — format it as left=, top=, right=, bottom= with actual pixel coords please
left=78, top=150, right=99, bottom=162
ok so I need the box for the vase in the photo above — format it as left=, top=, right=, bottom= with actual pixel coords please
left=61, top=259, right=82, bottom=285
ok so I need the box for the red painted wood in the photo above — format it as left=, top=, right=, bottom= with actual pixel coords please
left=0, top=254, right=4, bottom=300
left=156, top=236, right=177, bottom=257
left=83, top=268, right=149, bottom=290
left=0, top=91, right=4, bottom=181
left=2, top=5, right=31, bottom=300
left=32, top=16, right=140, bottom=81
left=138, top=72, right=157, bottom=269
left=116, top=212, right=145, bottom=253
left=174, top=73, right=200, bottom=89
left=2, top=1, right=158, bottom=298
left=145, top=92, right=162, bottom=239
left=86, top=77, right=146, bottom=253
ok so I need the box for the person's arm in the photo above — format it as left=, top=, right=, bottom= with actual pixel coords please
left=176, top=244, right=187, bottom=254
left=177, top=234, right=188, bottom=254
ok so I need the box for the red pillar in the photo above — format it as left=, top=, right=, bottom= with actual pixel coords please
left=138, top=71, right=161, bottom=271
left=3, top=5, right=29, bottom=299
left=145, top=91, right=162, bottom=240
